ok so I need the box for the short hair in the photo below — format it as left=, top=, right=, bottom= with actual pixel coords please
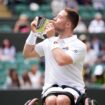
left=64, top=8, right=79, bottom=30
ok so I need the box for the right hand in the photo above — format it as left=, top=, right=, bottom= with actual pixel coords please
left=45, top=22, right=55, bottom=38
left=31, top=20, right=37, bottom=33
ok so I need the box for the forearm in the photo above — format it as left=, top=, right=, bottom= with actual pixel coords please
left=49, top=38, right=73, bottom=66
left=23, top=31, right=39, bottom=58
left=52, top=48, right=73, bottom=66
left=23, top=44, right=39, bottom=58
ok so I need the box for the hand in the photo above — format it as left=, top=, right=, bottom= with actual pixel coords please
left=45, top=22, right=55, bottom=38
left=31, top=20, right=37, bottom=33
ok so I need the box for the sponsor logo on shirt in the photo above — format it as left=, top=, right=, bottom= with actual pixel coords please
left=62, top=47, right=69, bottom=50
left=73, top=50, right=78, bottom=53
left=53, top=41, right=58, bottom=44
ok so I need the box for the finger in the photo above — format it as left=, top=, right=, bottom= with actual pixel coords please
left=31, top=20, right=37, bottom=27
left=31, top=20, right=37, bottom=32
left=44, top=24, right=50, bottom=30
left=50, top=23, right=54, bottom=28
left=46, top=23, right=54, bottom=29
left=49, top=20, right=55, bottom=24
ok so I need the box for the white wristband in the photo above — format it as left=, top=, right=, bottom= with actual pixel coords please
left=26, top=31, right=37, bottom=45
left=49, top=37, right=59, bottom=50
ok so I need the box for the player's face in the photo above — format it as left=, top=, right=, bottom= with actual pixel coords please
left=53, top=10, right=70, bottom=33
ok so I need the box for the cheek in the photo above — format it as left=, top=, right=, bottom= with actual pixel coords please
left=55, top=20, right=66, bottom=28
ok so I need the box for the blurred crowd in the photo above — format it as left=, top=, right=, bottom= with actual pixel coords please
left=0, top=0, right=105, bottom=89
left=10, top=11, right=105, bottom=34
left=79, top=35, right=105, bottom=88
left=1, top=0, right=105, bottom=34
left=3, top=65, right=44, bottom=90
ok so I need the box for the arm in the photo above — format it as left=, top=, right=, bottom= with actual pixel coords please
left=52, top=48, right=73, bottom=66
left=23, top=44, right=39, bottom=58
left=50, top=40, right=86, bottom=66
left=51, top=42, right=86, bottom=66
left=23, top=20, right=40, bottom=58
left=45, top=23, right=73, bottom=66
left=49, top=37, right=73, bottom=66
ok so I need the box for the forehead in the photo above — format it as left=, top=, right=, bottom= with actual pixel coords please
left=57, top=10, right=67, bottom=17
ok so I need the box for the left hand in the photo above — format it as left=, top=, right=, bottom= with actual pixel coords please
left=44, top=22, right=55, bottom=38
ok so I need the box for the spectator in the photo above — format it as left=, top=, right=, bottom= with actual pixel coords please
left=0, top=38, right=16, bottom=61
left=29, top=2, right=39, bottom=11
left=91, top=64, right=105, bottom=86
left=82, top=64, right=91, bottom=86
left=99, top=43, right=105, bottom=64
left=76, top=0, right=92, bottom=5
left=28, top=65, right=42, bottom=89
left=103, top=0, right=105, bottom=7
left=27, top=0, right=45, bottom=5
left=83, top=0, right=92, bottom=5
left=21, top=71, right=32, bottom=89
left=38, top=73, right=45, bottom=88
left=11, top=0, right=27, bottom=4
left=51, top=0, right=66, bottom=17
left=92, top=0, right=104, bottom=10
left=0, top=0, right=8, bottom=5
left=91, top=36, right=103, bottom=55
left=0, top=48, right=2, bottom=59
left=84, top=41, right=97, bottom=66
left=13, top=14, right=30, bottom=33
left=76, top=0, right=84, bottom=5
left=65, top=0, right=79, bottom=12
left=74, top=17, right=87, bottom=33
left=4, top=68, right=21, bottom=89
left=0, top=0, right=12, bottom=18
left=83, top=40, right=97, bottom=86
left=95, top=53, right=104, bottom=65
left=79, top=34, right=87, bottom=43
left=88, top=13, right=105, bottom=33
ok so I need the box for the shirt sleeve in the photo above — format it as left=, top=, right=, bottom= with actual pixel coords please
left=35, top=41, right=44, bottom=57
left=66, top=45, right=86, bottom=64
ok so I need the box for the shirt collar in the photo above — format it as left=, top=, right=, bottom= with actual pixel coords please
left=58, top=35, right=77, bottom=43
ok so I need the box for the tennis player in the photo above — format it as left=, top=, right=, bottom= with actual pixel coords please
left=23, top=8, right=87, bottom=105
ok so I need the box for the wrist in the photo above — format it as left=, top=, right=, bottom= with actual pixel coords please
left=49, top=37, right=59, bottom=50
left=26, top=31, right=37, bottom=45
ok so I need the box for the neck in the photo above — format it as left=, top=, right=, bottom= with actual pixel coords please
left=59, top=30, right=73, bottom=39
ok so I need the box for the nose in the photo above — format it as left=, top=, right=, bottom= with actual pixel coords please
left=53, top=17, right=56, bottom=21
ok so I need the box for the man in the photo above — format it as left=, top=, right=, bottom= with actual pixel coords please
left=23, top=8, right=87, bottom=105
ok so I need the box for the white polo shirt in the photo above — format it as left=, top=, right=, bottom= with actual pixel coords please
left=35, top=35, right=86, bottom=93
